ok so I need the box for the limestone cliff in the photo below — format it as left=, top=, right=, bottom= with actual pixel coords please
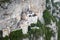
left=0, top=0, right=46, bottom=37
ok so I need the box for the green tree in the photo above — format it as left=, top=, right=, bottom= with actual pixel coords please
left=28, top=20, right=43, bottom=40
left=43, top=9, right=56, bottom=25
left=36, top=20, right=42, bottom=27
left=44, top=27, right=54, bottom=40
left=43, top=10, right=51, bottom=25
left=3, top=36, right=9, bottom=40
left=9, top=29, right=23, bottom=40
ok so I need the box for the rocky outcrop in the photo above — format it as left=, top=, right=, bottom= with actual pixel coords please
left=0, top=0, right=46, bottom=37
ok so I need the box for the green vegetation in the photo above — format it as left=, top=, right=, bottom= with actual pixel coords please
left=9, top=29, right=29, bottom=40
left=46, top=0, right=50, bottom=9
left=46, top=0, right=49, bottom=3
left=1, top=0, right=58, bottom=40
left=22, top=33, right=29, bottom=38
left=36, top=20, right=42, bottom=27
left=51, top=16, right=57, bottom=22
left=30, top=20, right=42, bottom=27
left=30, top=23, right=36, bottom=27
left=3, top=19, right=54, bottom=40
left=28, top=19, right=54, bottom=40
left=28, top=20, right=43, bottom=40
left=47, top=5, right=51, bottom=10
left=44, top=27, right=54, bottom=40
left=28, top=29, right=41, bottom=40
left=56, top=19, right=60, bottom=40
left=43, top=9, right=51, bottom=25
left=43, top=9, right=57, bottom=25
left=3, top=36, right=9, bottom=40
left=9, top=29, right=23, bottom=40
left=28, top=19, right=43, bottom=36
left=0, top=0, right=10, bottom=3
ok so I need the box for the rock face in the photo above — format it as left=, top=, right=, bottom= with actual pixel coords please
left=0, top=0, right=46, bottom=37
